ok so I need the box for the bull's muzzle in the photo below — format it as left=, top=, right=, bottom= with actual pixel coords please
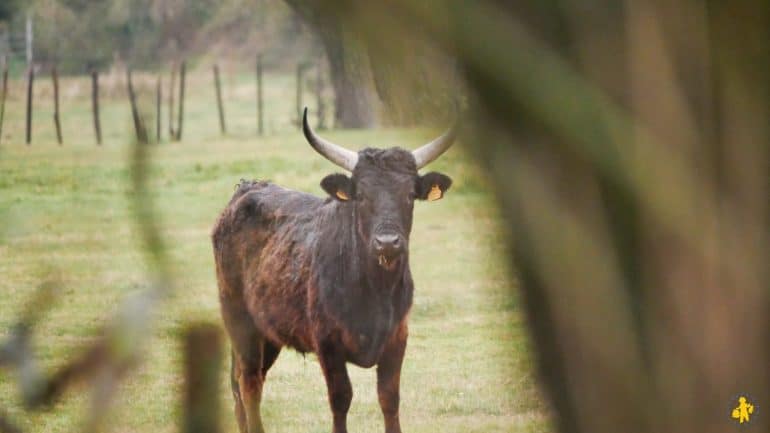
left=373, top=233, right=404, bottom=270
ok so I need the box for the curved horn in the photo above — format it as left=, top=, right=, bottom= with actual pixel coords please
left=412, top=122, right=458, bottom=169
left=302, top=108, right=358, bottom=171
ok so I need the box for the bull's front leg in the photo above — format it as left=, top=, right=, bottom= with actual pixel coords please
left=377, top=324, right=407, bottom=433
left=318, top=339, right=353, bottom=433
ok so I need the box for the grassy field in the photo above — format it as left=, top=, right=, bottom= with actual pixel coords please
left=0, top=70, right=549, bottom=433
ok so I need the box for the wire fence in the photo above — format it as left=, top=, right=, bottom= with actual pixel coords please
left=0, top=16, right=32, bottom=74
left=0, top=57, right=333, bottom=146
left=0, top=15, right=332, bottom=146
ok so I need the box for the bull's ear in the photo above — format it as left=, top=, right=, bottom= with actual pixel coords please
left=321, top=173, right=354, bottom=201
left=417, top=172, right=452, bottom=201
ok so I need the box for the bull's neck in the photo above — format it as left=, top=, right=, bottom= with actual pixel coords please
left=327, top=200, right=409, bottom=292
left=312, top=200, right=414, bottom=346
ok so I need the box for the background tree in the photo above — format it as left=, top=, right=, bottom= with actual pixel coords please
left=284, top=0, right=459, bottom=127
left=4, top=0, right=313, bottom=74
left=283, top=0, right=377, bottom=128
left=0, top=0, right=20, bottom=23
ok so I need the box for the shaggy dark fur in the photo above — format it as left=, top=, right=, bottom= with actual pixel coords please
left=212, top=147, right=452, bottom=433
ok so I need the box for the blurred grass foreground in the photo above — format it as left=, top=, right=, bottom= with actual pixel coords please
left=1, top=1, right=769, bottom=433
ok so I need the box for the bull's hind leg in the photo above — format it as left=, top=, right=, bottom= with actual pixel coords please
left=229, top=344, right=279, bottom=431
left=222, top=304, right=267, bottom=433
left=230, top=350, right=247, bottom=432
left=234, top=344, right=267, bottom=433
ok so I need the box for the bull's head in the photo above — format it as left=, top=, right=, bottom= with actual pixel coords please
left=302, top=108, right=455, bottom=272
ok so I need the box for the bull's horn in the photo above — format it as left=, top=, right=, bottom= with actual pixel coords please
left=412, top=122, right=458, bottom=169
left=303, top=107, right=358, bottom=171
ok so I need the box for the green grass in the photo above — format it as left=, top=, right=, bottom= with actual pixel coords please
left=0, top=70, right=550, bottom=433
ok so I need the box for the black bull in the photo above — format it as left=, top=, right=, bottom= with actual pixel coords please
left=212, top=110, right=456, bottom=433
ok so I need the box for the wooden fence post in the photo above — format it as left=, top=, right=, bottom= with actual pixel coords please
left=127, top=69, right=148, bottom=144
left=182, top=324, right=222, bottom=433
left=315, top=62, right=326, bottom=130
left=256, top=55, right=263, bottom=136
left=91, top=70, right=102, bottom=145
left=25, top=67, right=34, bottom=145
left=176, top=61, right=186, bottom=141
left=156, top=76, right=161, bottom=143
left=169, top=64, right=176, bottom=140
left=52, top=66, right=62, bottom=145
left=213, top=64, right=226, bottom=135
left=0, top=59, right=8, bottom=145
left=295, top=62, right=310, bottom=129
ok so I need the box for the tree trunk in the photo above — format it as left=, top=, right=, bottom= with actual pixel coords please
left=284, top=1, right=377, bottom=128
left=366, top=39, right=458, bottom=127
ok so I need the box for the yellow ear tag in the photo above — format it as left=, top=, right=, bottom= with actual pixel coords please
left=336, top=190, right=349, bottom=201
left=427, top=184, right=443, bottom=201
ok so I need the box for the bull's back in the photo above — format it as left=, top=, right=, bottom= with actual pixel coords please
left=212, top=180, right=325, bottom=351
